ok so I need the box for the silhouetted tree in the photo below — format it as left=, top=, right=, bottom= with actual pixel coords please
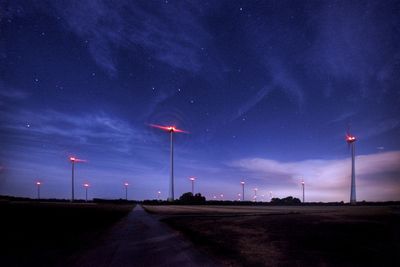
left=178, top=192, right=206, bottom=204
left=271, top=196, right=301, bottom=205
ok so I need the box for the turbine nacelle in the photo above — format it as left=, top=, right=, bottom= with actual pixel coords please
left=69, top=156, right=86, bottom=163
left=346, top=135, right=356, bottom=143
left=149, top=124, right=188, bottom=133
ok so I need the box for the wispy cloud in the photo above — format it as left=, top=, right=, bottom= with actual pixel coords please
left=46, top=0, right=208, bottom=75
left=233, top=60, right=305, bottom=120
left=364, top=118, right=400, bottom=138
left=0, top=82, right=29, bottom=100
left=0, top=109, right=151, bottom=153
left=268, top=60, right=304, bottom=107
left=233, top=86, right=272, bottom=120
left=329, top=111, right=356, bottom=124
left=231, top=151, right=400, bottom=201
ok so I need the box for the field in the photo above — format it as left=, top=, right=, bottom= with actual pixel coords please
left=0, top=200, right=134, bottom=267
left=144, top=205, right=400, bottom=266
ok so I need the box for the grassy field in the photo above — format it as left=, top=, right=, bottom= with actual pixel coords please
left=144, top=205, right=400, bottom=266
left=0, top=201, right=134, bottom=267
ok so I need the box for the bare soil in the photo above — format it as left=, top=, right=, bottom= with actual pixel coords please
left=144, top=205, right=400, bottom=267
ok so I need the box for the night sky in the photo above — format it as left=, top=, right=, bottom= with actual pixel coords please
left=1, top=0, right=399, bottom=202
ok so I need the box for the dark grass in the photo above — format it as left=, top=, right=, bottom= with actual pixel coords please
left=162, top=207, right=400, bottom=267
left=0, top=201, right=134, bottom=267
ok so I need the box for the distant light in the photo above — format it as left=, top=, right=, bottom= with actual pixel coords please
left=83, top=183, right=89, bottom=187
left=70, top=157, right=76, bottom=161
left=189, top=177, right=196, bottom=181
left=36, top=181, right=41, bottom=185
left=241, top=181, right=245, bottom=185
left=124, top=182, right=129, bottom=186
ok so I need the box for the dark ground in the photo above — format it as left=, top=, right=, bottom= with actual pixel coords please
left=0, top=201, right=133, bottom=267
left=154, top=206, right=400, bottom=267
left=66, top=205, right=218, bottom=267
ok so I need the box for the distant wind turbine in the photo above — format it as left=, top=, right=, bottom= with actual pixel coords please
left=69, top=156, right=86, bottom=202
left=150, top=124, right=188, bottom=201
left=346, top=130, right=357, bottom=204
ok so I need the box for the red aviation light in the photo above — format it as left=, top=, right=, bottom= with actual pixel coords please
left=346, top=135, right=357, bottom=143
left=149, top=124, right=188, bottom=133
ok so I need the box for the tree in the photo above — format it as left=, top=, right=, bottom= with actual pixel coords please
left=270, top=196, right=301, bottom=205
left=178, top=192, right=206, bottom=204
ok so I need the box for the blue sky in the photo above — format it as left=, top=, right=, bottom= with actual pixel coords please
left=1, top=0, right=399, bottom=201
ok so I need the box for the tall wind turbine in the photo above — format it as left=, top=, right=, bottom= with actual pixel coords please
left=240, top=181, right=245, bottom=201
left=189, top=176, right=196, bottom=194
left=150, top=124, right=188, bottom=201
left=69, top=156, right=86, bottom=202
left=346, top=131, right=357, bottom=204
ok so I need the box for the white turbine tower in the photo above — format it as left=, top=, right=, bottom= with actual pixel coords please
left=150, top=124, right=188, bottom=201
left=346, top=131, right=357, bottom=205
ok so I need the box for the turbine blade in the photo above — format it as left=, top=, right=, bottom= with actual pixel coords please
left=174, top=128, right=189, bottom=133
left=148, top=124, right=171, bottom=131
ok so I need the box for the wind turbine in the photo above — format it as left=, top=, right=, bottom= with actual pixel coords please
left=124, top=182, right=129, bottom=200
left=69, top=156, right=86, bottom=202
left=189, top=176, right=196, bottom=194
left=36, top=181, right=42, bottom=200
left=150, top=124, right=188, bottom=201
left=301, top=178, right=305, bottom=203
left=346, top=130, right=357, bottom=204
left=83, top=183, right=90, bottom=202
left=240, top=181, right=245, bottom=201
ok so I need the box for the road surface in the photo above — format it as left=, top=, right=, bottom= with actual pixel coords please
left=66, top=205, right=217, bottom=267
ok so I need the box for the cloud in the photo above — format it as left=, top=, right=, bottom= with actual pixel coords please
left=47, top=0, right=208, bottom=75
left=268, top=60, right=305, bottom=107
left=233, top=61, right=305, bottom=120
left=231, top=151, right=400, bottom=201
left=329, top=111, right=356, bottom=124
left=0, top=109, right=151, bottom=153
left=233, top=86, right=273, bottom=120
left=310, top=1, right=399, bottom=97
left=364, top=118, right=400, bottom=138
left=0, top=83, right=29, bottom=100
